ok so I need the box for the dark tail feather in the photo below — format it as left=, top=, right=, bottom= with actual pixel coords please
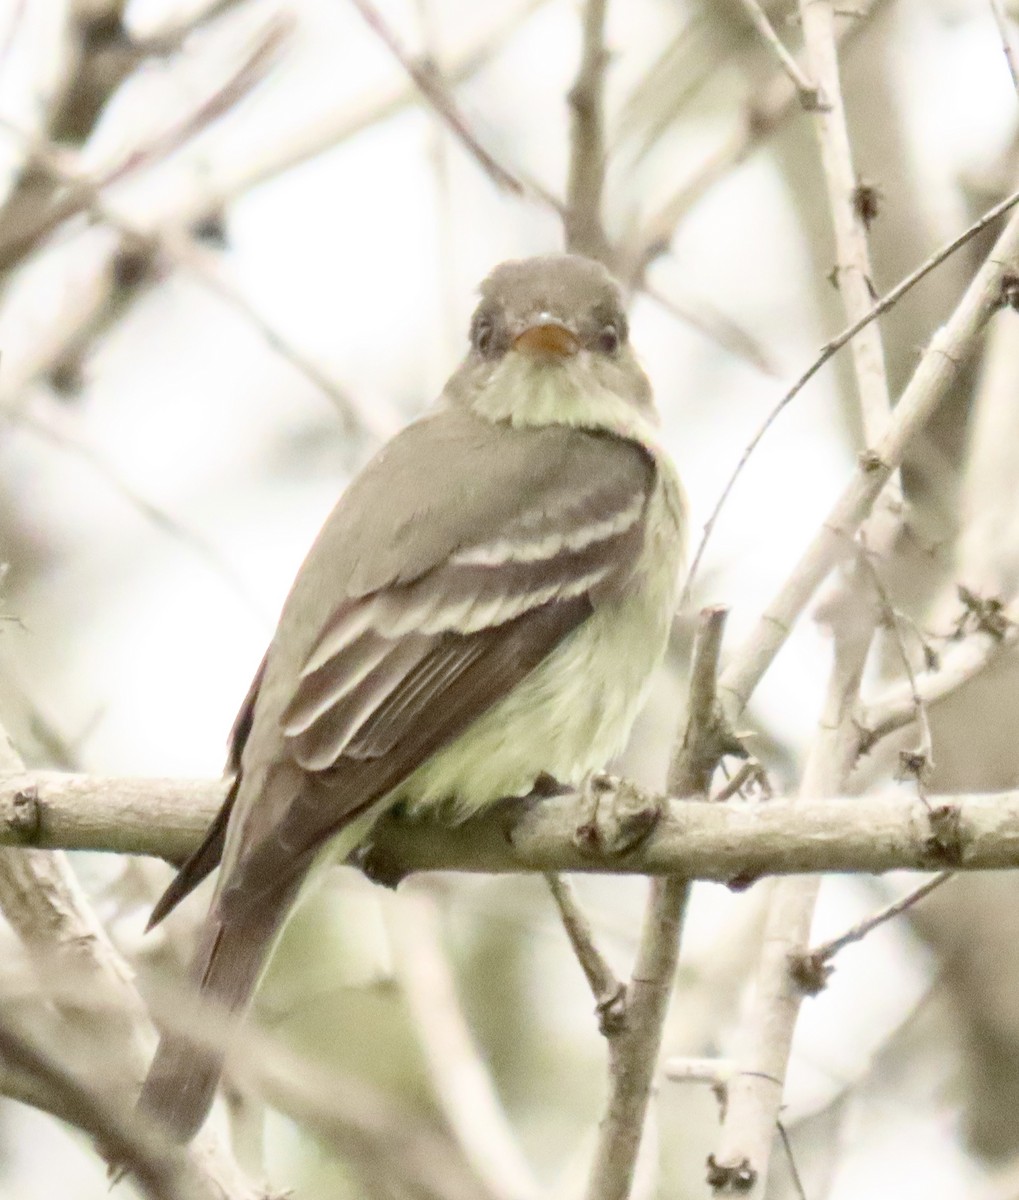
left=138, top=904, right=282, bottom=1142
left=147, top=780, right=238, bottom=931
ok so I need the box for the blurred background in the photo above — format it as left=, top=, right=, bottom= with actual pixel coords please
left=2, top=0, right=1019, bottom=1196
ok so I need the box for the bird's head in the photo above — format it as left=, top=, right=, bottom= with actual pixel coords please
left=443, top=255, right=657, bottom=436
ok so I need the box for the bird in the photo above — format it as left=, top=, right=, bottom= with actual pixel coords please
left=138, top=253, right=687, bottom=1142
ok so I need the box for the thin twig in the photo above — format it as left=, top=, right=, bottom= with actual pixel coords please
left=0, top=12, right=293, bottom=274
left=642, top=283, right=777, bottom=377
left=618, top=5, right=876, bottom=288
left=663, top=1057, right=735, bottom=1121
left=386, top=889, right=540, bottom=1200
left=0, top=120, right=392, bottom=437
left=185, top=0, right=553, bottom=218
left=805, top=871, right=953, bottom=966
left=711, top=759, right=764, bottom=804
left=858, top=598, right=1019, bottom=745
left=565, top=0, right=611, bottom=261
left=798, top=0, right=891, bottom=442
left=990, top=0, right=1019, bottom=98
left=715, top=197, right=1019, bottom=719
left=5, top=402, right=261, bottom=614
left=584, top=607, right=729, bottom=1200
left=711, top=588, right=875, bottom=1197
left=545, top=874, right=626, bottom=1032
left=663, top=1057, right=736, bottom=1088
left=737, top=0, right=818, bottom=104
left=776, top=1120, right=807, bottom=1200
left=348, top=0, right=526, bottom=196
left=0, top=1019, right=195, bottom=1200
left=682, top=187, right=1019, bottom=599
left=854, top=533, right=934, bottom=788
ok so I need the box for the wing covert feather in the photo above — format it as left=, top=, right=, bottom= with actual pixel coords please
left=217, top=410, right=659, bottom=908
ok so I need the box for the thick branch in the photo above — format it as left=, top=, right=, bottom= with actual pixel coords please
left=8, top=772, right=1019, bottom=876
left=0, top=737, right=258, bottom=1199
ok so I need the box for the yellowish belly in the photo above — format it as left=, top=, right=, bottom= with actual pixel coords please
left=391, top=472, right=685, bottom=822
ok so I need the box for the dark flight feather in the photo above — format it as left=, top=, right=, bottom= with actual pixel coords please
left=142, top=404, right=660, bottom=1142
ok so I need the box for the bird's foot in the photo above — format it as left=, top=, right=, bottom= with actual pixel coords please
left=573, top=771, right=663, bottom=857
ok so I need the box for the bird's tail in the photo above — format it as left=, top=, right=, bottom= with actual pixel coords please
left=138, top=902, right=285, bottom=1143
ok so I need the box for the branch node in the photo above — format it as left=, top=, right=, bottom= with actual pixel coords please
left=595, top=982, right=628, bottom=1036
left=797, top=84, right=827, bottom=111
left=112, top=238, right=159, bottom=291
left=706, top=1153, right=757, bottom=1192
left=923, top=803, right=965, bottom=866
left=956, top=584, right=1012, bottom=640
left=854, top=721, right=878, bottom=757
left=896, top=748, right=930, bottom=785
left=851, top=180, right=883, bottom=229
left=786, top=950, right=831, bottom=996
left=9, top=784, right=41, bottom=843
left=856, top=448, right=887, bottom=474
left=999, top=270, right=1019, bottom=311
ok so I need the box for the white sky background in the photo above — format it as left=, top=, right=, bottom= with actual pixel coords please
left=1, top=0, right=1018, bottom=1196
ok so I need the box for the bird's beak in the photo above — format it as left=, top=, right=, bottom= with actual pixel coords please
left=513, top=318, right=580, bottom=359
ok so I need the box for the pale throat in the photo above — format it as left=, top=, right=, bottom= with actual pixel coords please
left=467, top=352, right=660, bottom=445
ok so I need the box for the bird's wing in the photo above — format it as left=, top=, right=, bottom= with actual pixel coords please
left=196, top=410, right=657, bottom=917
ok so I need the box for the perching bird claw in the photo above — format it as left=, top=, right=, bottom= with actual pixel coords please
left=574, top=771, right=663, bottom=856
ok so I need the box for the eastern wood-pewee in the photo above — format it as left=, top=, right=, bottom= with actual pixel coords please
left=139, top=254, right=687, bottom=1140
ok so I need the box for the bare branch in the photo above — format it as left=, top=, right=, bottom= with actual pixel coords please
left=990, top=0, right=1019, bottom=98
left=584, top=607, right=729, bottom=1200
left=853, top=533, right=934, bottom=781
left=641, top=283, right=778, bottom=377
left=10, top=769, right=1019, bottom=877
left=0, top=124, right=394, bottom=438
left=618, top=4, right=874, bottom=288
left=858, top=598, right=1019, bottom=746
left=565, top=0, right=611, bottom=261
left=387, top=888, right=540, bottom=1200
left=803, top=871, right=953, bottom=968
left=348, top=0, right=527, bottom=196
left=545, top=874, right=626, bottom=1032
left=715, top=197, right=1019, bottom=719
left=0, top=11, right=293, bottom=274
left=711, top=589, right=876, bottom=1196
left=683, top=175, right=1019, bottom=601
left=0, top=728, right=259, bottom=1199
left=0, top=1017, right=202, bottom=1200
left=736, top=0, right=818, bottom=105
left=189, top=0, right=552, bottom=216
left=798, top=0, right=891, bottom=441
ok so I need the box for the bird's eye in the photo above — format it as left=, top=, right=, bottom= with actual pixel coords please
left=596, top=323, right=621, bottom=354
left=473, top=316, right=496, bottom=356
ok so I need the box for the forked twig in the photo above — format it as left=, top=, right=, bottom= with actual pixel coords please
left=585, top=607, right=730, bottom=1200
left=684, top=183, right=1019, bottom=601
